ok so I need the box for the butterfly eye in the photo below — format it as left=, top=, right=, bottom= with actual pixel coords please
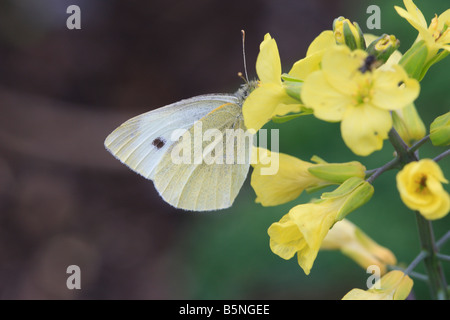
left=152, top=137, right=166, bottom=149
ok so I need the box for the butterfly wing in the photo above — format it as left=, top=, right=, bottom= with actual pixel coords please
left=153, top=102, right=253, bottom=211
left=104, top=94, right=252, bottom=211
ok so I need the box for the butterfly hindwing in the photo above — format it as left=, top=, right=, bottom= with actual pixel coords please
left=153, top=102, right=253, bottom=211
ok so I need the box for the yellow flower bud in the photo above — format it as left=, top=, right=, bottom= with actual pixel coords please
left=392, top=103, right=426, bottom=146
left=321, top=219, right=396, bottom=274
left=396, top=159, right=450, bottom=220
left=342, top=270, right=413, bottom=300
left=366, top=34, right=400, bottom=63
left=333, top=17, right=366, bottom=50
left=430, top=112, right=450, bottom=146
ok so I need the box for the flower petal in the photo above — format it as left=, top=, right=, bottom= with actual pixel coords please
left=306, top=30, right=336, bottom=56
left=256, top=33, right=282, bottom=84
left=403, top=0, right=428, bottom=29
left=371, top=65, right=420, bottom=110
left=321, top=46, right=366, bottom=95
left=288, top=52, right=324, bottom=81
left=341, top=104, right=392, bottom=156
left=301, top=71, right=351, bottom=122
left=251, top=148, right=320, bottom=206
left=268, top=213, right=306, bottom=260
left=288, top=30, right=336, bottom=80
left=243, top=83, right=300, bottom=131
left=289, top=203, right=337, bottom=274
left=395, top=3, right=432, bottom=44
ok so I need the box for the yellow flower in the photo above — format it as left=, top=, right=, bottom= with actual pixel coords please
left=321, top=219, right=396, bottom=275
left=396, top=159, right=450, bottom=220
left=395, top=0, right=450, bottom=59
left=251, top=148, right=328, bottom=206
left=342, top=270, right=413, bottom=300
left=242, top=34, right=302, bottom=132
left=301, top=45, right=420, bottom=156
left=251, top=148, right=366, bottom=206
left=268, top=177, right=374, bottom=275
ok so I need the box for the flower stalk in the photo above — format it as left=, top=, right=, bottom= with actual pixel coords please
left=414, top=212, right=449, bottom=300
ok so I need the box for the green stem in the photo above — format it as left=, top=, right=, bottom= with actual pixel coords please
left=434, top=149, right=450, bottom=163
left=414, top=213, right=449, bottom=300
left=407, top=134, right=430, bottom=154
left=436, top=253, right=450, bottom=263
left=365, top=157, right=401, bottom=183
left=437, top=231, right=450, bottom=249
left=388, top=265, right=429, bottom=282
left=388, top=128, right=410, bottom=160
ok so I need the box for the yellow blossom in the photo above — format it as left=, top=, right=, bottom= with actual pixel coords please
left=396, top=159, right=450, bottom=220
left=395, top=0, right=450, bottom=59
left=251, top=148, right=366, bottom=206
left=321, top=219, right=396, bottom=275
left=342, top=270, right=413, bottom=300
left=242, top=34, right=302, bottom=132
left=268, top=177, right=374, bottom=275
left=301, top=45, right=420, bottom=156
left=251, top=148, right=328, bottom=206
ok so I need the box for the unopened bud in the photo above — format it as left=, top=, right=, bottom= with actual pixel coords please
left=366, top=34, right=400, bottom=63
left=430, top=112, right=450, bottom=146
left=392, top=103, right=426, bottom=146
left=333, top=17, right=366, bottom=50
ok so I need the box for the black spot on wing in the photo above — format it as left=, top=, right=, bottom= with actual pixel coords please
left=152, top=137, right=166, bottom=149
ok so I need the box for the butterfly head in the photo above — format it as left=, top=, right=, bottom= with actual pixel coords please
left=234, top=80, right=258, bottom=104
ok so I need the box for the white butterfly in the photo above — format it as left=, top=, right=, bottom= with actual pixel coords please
left=104, top=82, right=257, bottom=211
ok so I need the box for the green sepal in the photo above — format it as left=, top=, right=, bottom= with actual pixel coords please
left=366, top=34, right=400, bottom=63
left=305, top=183, right=336, bottom=194
left=418, top=49, right=449, bottom=81
left=321, top=177, right=365, bottom=200
left=399, top=40, right=428, bottom=80
left=336, top=180, right=374, bottom=221
left=430, top=112, right=450, bottom=146
left=308, top=162, right=366, bottom=183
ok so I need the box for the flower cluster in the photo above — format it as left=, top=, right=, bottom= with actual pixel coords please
left=243, top=0, right=450, bottom=300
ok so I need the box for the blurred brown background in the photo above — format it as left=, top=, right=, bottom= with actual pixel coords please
left=0, top=0, right=448, bottom=299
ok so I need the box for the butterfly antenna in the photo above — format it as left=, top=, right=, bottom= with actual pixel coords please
left=241, top=29, right=249, bottom=83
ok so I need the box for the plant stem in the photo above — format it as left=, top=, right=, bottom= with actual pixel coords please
left=437, top=231, right=450, bottom=249
left=433, top=149, right=450, bottom=163
left=408, top=135, right=430, bottom=153
left=436, top=253, right=450, bottom=263
left=365, top=157, right=400, bottom=183
left=404, top=250, right=428, bottom=275
left=388, top=128, right=411, bottom=162
left=414, top=212, right=449, bottom=300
